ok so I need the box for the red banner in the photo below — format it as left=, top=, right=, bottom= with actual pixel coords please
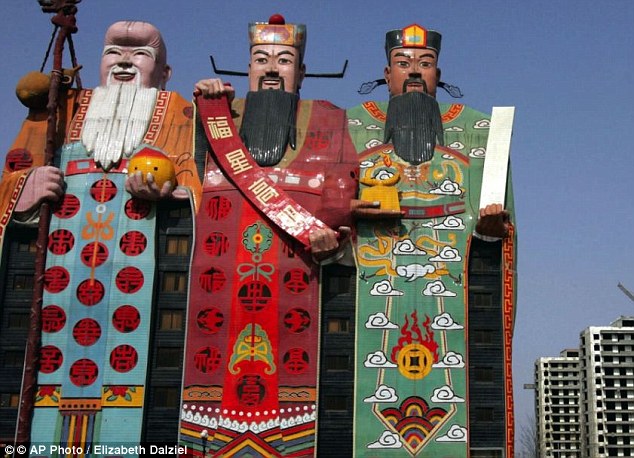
left=196, top=95, right=329, bottom=247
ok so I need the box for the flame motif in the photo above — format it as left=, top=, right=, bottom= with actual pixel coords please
left=391, top=311, right=438, bottom=363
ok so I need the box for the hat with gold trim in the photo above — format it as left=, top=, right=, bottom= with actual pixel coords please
left=249, top=14, right=307, bottom=62
left=385, top=23, right=441, bottom=61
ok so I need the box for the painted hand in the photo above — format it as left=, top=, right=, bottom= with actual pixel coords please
left=351, top=199, right=403, bottom=219
left=194, top=78, right=235, bottom=102
left=475, top=203, right=510, bottom=238
left=125, top=171, right=185, bottom=201
left=15, top=166, right=65, bottom=213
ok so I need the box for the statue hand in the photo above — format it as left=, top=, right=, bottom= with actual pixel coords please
left=194, top=78, right=235, bottom=102
left=125, top=171, right=175, bottom=201
left=475, top=203, right=510, bottom=238
left=308, top=226, right=352, bottom=263
left=351, top=199, right=404, bottom=219
left=15, top=166, right=65, bottom=213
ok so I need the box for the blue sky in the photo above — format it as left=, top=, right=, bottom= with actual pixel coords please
left=1, top=0, right=633, bottom=446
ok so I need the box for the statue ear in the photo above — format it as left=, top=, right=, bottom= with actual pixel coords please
left=436, top=67, right=441, bottom=83
left=162, top=64, right=173, bottom=88
left=384, top=65, right=391, bottom=86
left=297, top=63, right=306, bottom=89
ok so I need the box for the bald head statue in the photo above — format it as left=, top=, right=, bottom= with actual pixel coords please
left=99, top=21, right=172, bottom=89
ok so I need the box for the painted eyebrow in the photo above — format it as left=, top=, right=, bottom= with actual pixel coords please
left=393, top=51, right=436, bottom=59
left=252, top=49, right=296, bottom=59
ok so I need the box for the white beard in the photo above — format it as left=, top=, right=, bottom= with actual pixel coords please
left=81, top=84, right=158, bottom=170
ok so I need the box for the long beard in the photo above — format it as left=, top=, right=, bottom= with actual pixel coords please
left=239, top=89, right=298, bottom=167
left=384, top=91, right=444, bottom=165
left=81, top=84, right=157, bottom=170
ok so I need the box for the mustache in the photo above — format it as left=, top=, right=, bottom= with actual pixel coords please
left=257, top=73, right=285, bottom=91
left=107, top=65, right=141, bottom=86
left=402, top=76, right=428, bottom=94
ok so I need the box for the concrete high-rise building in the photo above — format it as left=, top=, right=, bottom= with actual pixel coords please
left=579, top=317, right=634, bottom=458
left=534, top=317, right=634, bottom=458
left=535, top=349, right=582, bottom=458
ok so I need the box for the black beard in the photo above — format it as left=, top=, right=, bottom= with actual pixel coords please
left=239, top=89, right=298, bottom=167
left=384, top=91, right=444, bottom=165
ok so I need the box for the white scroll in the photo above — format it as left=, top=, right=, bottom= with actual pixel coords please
left=479, top=106, right=515, bottom=209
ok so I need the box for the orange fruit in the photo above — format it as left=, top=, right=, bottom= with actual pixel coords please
left=128, top=147, right=176, bottom=189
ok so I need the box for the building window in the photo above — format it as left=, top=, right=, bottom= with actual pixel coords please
left=328, top=275, right=352, bottom=295
left=13, top=274, right=34, bottom=290
left=473, top=366, right=494, bottom=383
left=471, top=292, right=493, bottom=309
left=7, top=312, right=30, bottom=329
left=325, top=355, right=349, bottom=371
left=159, top=310, right=184, bottom=331
left=168, top=207, right=191, bottom=219
left=473, top=407, right=495, bottom=422
left=4, top=349, right=24, bottom=367
left=156, top=347, right=182, bottom=368
left=326, top=318, right=350, bottom=334
left=470, top=450, right=502, bottom=458
left=0, top=393, right=20, bottom=408
left=17, top=240, right=37, bottom=253
left=323, top=395, right=348, bottom=412
left=153, top=387, right=180, bottom=408
left=161, top=272, right=188, bottom=293
left=470, top=254, right=499, bottom=272
left=472, top=329, right=494, bottom=344
left=165, top=235, right=189, bottom=256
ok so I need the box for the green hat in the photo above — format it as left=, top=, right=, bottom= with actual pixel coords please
left=385, top=23, right=441, bottom=61
left=249, top=14, right=307, bottom=62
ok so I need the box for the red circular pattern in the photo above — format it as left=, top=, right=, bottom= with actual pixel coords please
left=124, top=198, right=151, bottom=220
left=112, top=305, right=141, bottom=333
left=119, top=231, right=147, bottom=256
left=284, top=269, right=310, bottom=294
left=196, top=307, right=224, bottom=334
left=42, top=305, right=66, bottom=333
left=238, top=281, right=272, bottom=312
left=90, top=178, right=117, bottom=203
left=80, top=242, right=109, bottom=267
left=283, top=308, right=311, bottom=333
left=48, top=229, right=75, bottom=255
left=199, top=268, right=226, bottom=293
left=194, top=347, right=222, bottom=373
left=203, top=232, right=229, bottom=257
left=115, top=267, right=144, bottom=293
left=76, top=279, right=105, bottom=306
left=5, top=149, right=33, bottom=172
left=73, top=318, right=101, bottom=346
left=53, top=194, right=81, bottom=219
left=69, top=359, right=99, bottom=387
left=43, top=266, right=70, bottom=293
left=110, top=345, right=138, bottom=372
left=206, top=196, right=232, bottom=220
left=283, top=348, right=309, bottom=374
left=39, top=345, right=63, bottom=373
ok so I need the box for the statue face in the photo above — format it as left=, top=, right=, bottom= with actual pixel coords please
left=248, top=44, right=305, bottom=94
left=99, top=21, right=171, bottom=89
left=384, top=48, right=439, bottom=97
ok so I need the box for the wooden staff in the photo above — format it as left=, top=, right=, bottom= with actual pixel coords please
left=16, top=0, right=80, bottom=445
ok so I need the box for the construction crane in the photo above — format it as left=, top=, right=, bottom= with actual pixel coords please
left=617, top=282, right=634, bottom=302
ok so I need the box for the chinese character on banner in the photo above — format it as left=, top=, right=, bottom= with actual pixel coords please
left=207, top=116, right=233, bottom=139
left=226, top=149, right=253, bottom=174
left=248, top=178, right=280, bottom=205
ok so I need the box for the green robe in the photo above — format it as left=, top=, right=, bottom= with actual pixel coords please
left=347, top=101, right=517, bottom=457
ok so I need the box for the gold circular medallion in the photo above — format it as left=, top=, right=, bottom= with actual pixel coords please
left=397, top=343, right=433, bottom=380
